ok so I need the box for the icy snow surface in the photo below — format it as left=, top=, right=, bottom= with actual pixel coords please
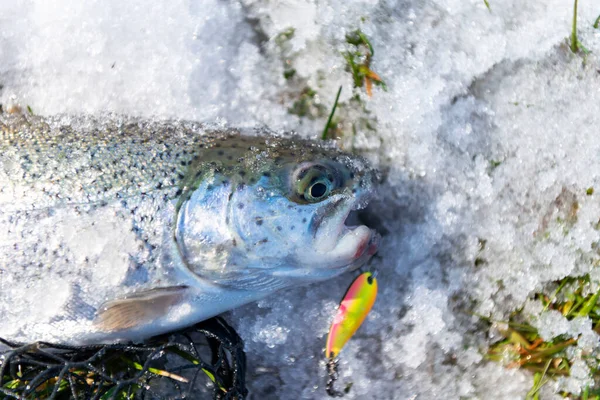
left=2, top=0, right=600, bottom=398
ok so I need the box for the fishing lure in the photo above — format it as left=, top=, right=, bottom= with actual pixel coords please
left=325, top=271, right=378, bottom=396
left=326, top=271, right=378, bottom=358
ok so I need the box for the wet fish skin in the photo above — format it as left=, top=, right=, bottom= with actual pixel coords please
left=0, top=112, right=379, bottom=344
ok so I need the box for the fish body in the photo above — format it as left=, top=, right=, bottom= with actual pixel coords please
left=0, top=112, right=379, bottom=344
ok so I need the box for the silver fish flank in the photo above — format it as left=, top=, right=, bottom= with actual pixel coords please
left=0, top=112, right=380, bottom=344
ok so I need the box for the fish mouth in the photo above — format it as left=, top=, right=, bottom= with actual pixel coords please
left=311, top=193, right=380, bottom=270
left=345, top=216, right=380, bottom=259
left=337, top=210, right=380, bottom=264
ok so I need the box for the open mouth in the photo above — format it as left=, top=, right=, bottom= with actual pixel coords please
left=312, top=194, right=380, bottom=268
left=341, top=210, right=380, bottom=261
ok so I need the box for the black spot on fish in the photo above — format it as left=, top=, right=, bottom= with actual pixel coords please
left=218, top=150, right=224, bottom=156
left=276, top=226, right=282, bottom=231
left=237, top=203, right=244, bottom=209
left=262, top=172, right=271, bottom=177
left=255, top=217, right=263, bottom=226
left=239, top=171, right=246, bottom=177
left=259, top=238, right=268, bottom=244
left=291, top=225, right=295, bottom=230
left=302, top=218, right=307, bottom=223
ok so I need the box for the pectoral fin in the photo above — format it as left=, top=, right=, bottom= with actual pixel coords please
left=94, top=286, right=189, bottom=332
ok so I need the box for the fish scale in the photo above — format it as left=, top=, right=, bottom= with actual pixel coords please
left=0, top=114, right=197, bottom=208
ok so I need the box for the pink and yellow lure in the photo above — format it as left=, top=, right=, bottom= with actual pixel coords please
left=325, top=272, right=378, bottom=359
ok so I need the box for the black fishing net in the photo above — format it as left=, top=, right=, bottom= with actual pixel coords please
left=0, top=317, right=247, bottom=400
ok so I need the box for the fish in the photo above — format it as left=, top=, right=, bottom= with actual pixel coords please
left=0, top=111, right=380, bottom=344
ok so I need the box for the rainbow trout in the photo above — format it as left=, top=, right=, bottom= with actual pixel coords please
left=0, top=111, right=379, bottom=344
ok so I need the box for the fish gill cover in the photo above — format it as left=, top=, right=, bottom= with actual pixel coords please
left=2, top=0, right=600, bottom=399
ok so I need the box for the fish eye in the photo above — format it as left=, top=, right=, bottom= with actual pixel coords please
left=292, top=163, right=338, bottom=203
left=306, top=179, right=332, bottom=201
left=310, top=182, right=328, bottom=198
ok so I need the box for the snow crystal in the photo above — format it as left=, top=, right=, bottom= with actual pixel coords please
left=560, top=358, right=593, bottom=396
left=3, top=0, right=600, bottom=398
left=252, top=321, right=291, bottom=349
left=536, top=310, right=572, bottom=341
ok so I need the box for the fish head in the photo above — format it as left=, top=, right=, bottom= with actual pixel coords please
left=175, top=133, right=380, bottom=290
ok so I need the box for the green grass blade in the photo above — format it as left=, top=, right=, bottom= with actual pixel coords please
left=321, top=86, right=342, bottom=140
left=121, top=357, right=188, bottom=383
left=530, top=339, right=576, bottom=358
left=576, top=291, right=600, bottom=317
left=583, top=385, right=589, bottom=400
left=526, top=359, right=551, bottom=400
left=357, top=31, right=374, bottom=56
left=570, top=0, right=579, bottom=53
left=543, top=278, right=569, bottom=311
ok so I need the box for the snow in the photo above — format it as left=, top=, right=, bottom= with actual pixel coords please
left=2, top=0, right=600, bottom=398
